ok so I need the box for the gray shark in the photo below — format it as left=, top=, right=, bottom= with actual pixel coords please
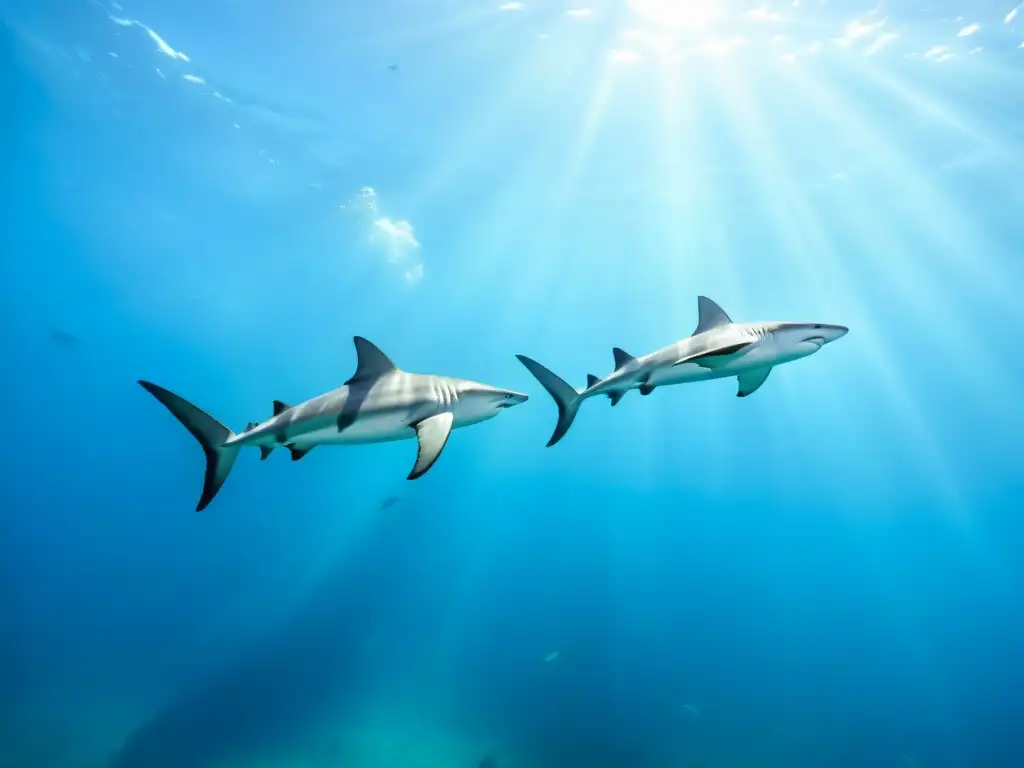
left=139, top=336, right=528, bottom=510
left=516, top=296, right=847, bottom=446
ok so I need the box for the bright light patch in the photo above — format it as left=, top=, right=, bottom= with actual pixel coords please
left=923, top=45, right=949, bottom=59
left=747, top=8, right=783, bottom=22
left=498, top=2, right=523, bottom=9
left=628, top=0, right=720, bottom=30
left=373, top=217, right=418, bottom=250
left=969, top=46, right=983, bottom=53
left=109, top=16, right=190, bottom=61
left=781, top=52, right=797, bottom=62
left=1007, top=6, right=1020, bottom=23
left=697, top=36, right=744, bottom=56
left=610, top=49, right=641, bottom=62
left=936, top=52, right=955, bottom=62
left=182, top=73, right=205, bottom=84
left=844, top=16, right=886, bottom=40
left=770, top=34, right=786, bottom=45
left=567, top=8, right=592, bottom=18
left=806, top=40, right=822, bottom=53
left=865, top=32, right=899, bottom=55
left=957, top=22, right=980, bottom=36
left=341, top=187, right=424, bottom=283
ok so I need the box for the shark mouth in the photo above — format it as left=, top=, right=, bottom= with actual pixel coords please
left=803, top=335, right=826, bottom=345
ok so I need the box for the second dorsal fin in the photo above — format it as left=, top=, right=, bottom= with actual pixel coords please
left=345, top=336, right=398, bottom=385
left=612, top=347, right=635, bottom=370
left=693, top=296, right=733, bottom=335
left=272, top=400, right=290, bottom=416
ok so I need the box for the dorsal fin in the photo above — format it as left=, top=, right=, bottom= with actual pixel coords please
left=272, top=400, right=289, bottom=416
left=586, top=374, right=600, bottom=388
left=693, top=296, right=733, bottom=335
left=612, top=347, right=635, bottom=370
left=345, top=336, right=398, bottom=385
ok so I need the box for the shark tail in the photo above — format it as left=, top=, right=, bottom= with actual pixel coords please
left=514, top=355, right=583, bottom=447
left=138, top=380, right=241, bottom=511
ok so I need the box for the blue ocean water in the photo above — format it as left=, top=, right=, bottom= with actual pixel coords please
left=3, top=0, right=1024, bottom=766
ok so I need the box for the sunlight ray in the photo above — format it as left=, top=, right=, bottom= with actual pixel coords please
left=395, top=49, right=568, bottom=222
left=322, top=4, right=513, bottom=55
left=550, top=59, right=621, bottom=223
left=696, top=58, right=916, bottom=504
left=852, top=57, right=1021, bottom=167
left=704, top=57, right=851, bottom=312
left=765, top=64, right=1012, bottom=519
left=785, top=57, right=1021, bottom=325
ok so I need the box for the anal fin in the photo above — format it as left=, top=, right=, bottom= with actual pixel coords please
left=259, top=445, right=274, bottom=461
left=609, top=391, right=626, bottom=406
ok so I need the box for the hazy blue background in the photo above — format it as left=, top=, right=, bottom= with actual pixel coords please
left=3, top=0, right=1024, bottom=766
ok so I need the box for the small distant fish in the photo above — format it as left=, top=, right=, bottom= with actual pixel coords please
left=388, top=64, right=399, bottom=72
left=380, top=496, right=400, bottom=510
left=48, top=328, right=82, bottom=346
left=543, top=650, right=559, bottom=663
left=682, top=703, right=701, bottom=716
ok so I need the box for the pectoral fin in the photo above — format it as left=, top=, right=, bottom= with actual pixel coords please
left=639, top=383, right=655, bottom=396
left=409, top=412, right=455, bottom=480
left=287, top=444, right=314, bottom=461
left=737, top=367, right=772, bottom=397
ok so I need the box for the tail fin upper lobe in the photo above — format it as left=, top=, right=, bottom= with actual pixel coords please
left=514, top=355, right=583, bottom=447
left=138, top=380, right=241, bottom=511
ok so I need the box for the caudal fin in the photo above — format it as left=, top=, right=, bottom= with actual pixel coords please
left=138, top=380, right=241, bottom=511
left=514, top=355, right=583, bottom=447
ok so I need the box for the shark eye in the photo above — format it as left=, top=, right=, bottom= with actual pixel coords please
left=504, top=393, right=514, bottom=399
left=813, top=324, right=822, bottom=329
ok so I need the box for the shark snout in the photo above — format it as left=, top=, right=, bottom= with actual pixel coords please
left=824, top=324, right=849, bottom=342
left=497, top=390, right=529, bottom=408
left=805, top=324, right=848, bottom=345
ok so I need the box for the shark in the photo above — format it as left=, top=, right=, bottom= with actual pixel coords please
left=516, top=296, right=848, bottom=446
left=139, top=336, right=528, bottom=510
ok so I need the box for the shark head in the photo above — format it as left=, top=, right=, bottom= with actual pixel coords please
left=766, top=321, right=848, bottom=363
left=454, top=382, right=529, bottom=425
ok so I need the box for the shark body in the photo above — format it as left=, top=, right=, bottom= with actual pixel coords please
left=140, top=336, right=528, bottom=510
left=516, top=296, right=848, bottom=446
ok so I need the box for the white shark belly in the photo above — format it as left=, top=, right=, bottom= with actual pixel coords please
left=649, top=364, right=726, bottom=387
left=291, top=419, right=412, bottom=447
left=650, top=351, right=779, bottom=387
